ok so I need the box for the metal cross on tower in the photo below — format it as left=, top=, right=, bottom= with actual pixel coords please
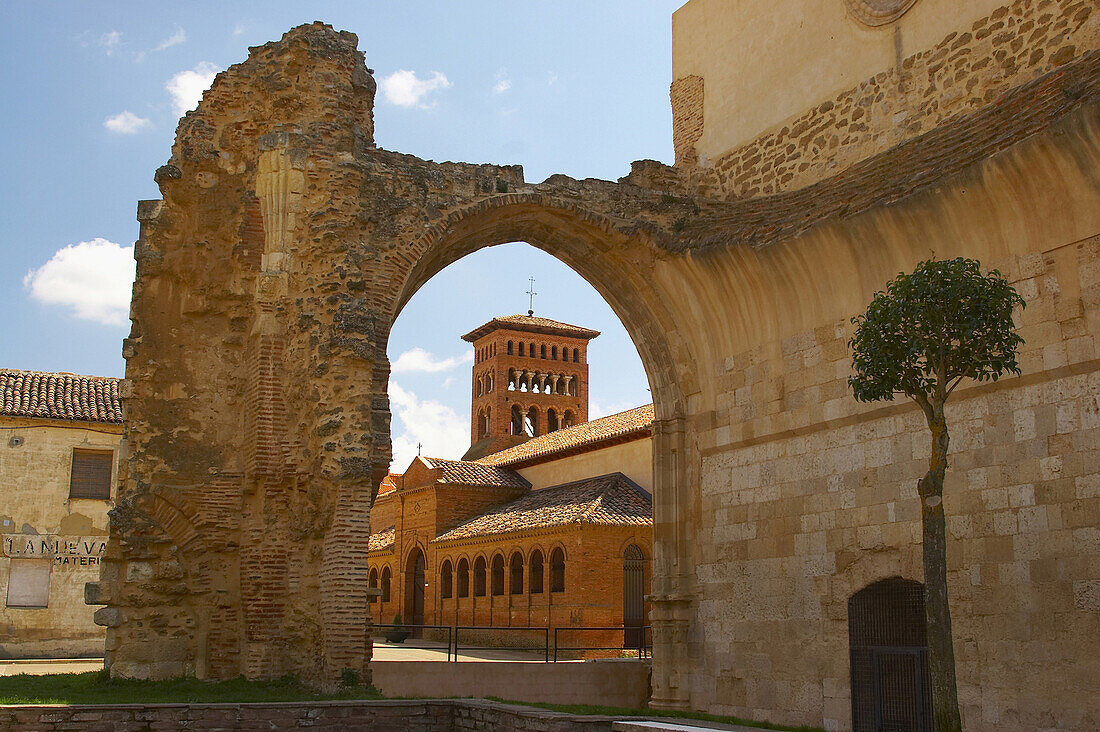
left=527, top=277, right=537, bottom=316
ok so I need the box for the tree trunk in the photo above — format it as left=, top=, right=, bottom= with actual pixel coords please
left=918, top=404, right=963, bottom=731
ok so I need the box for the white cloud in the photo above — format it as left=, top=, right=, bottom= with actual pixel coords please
left=492, top=69, right=512, bottom=95
left=99, top=30, right=121, bottom=56
left=103, top=110, right=152, bottom=134
left=166, top=61, right=221, bottom=116
left=232, top=23, right=246, bottom=36
left=547, top=71, right=558, bottom=86
left=23, top=238, right=135, bottom=327
left=388, top=382, right=469, bottom=471
left=380, top=69, right=451, bottom=108
left=590, top=399, right=637, bottom=421
left=391, top=347, right=472, bottom=374
left=154, top=27, right=186, bottom=51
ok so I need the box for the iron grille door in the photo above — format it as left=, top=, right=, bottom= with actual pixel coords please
left=849, top=578, right=932, bottom=732
left=623, top=545, right=645, bottom=649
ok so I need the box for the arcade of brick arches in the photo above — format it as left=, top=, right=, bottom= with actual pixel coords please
left=92, top=1, right=1099, bottom=729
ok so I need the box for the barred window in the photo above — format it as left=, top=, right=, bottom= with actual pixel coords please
left=69, top=449, right=113, bottom=500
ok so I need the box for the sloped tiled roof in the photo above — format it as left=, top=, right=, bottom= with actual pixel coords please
left=420, top=457, right=530, bottom=489
left=368, top=526, right=395, bottom=553
left=462, top=314, right=600, bottom=342
left=477, top=404, right=653, bottom=468
left=377, top=473, right=400, bottom=497
left=434, top=473, right=652, bottom=543
left=0, top=369, right=122, bottom=424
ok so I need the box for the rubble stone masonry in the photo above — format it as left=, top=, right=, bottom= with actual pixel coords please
left=673, top=0, right=1098, bottom=199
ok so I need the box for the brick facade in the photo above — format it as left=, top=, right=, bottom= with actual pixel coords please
left=464, top=316, right=598, bottom=448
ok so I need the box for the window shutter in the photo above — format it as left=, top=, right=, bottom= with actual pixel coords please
left=6, top=559, right=52, bottom=608
left=69, top=449, right=113, bottom=500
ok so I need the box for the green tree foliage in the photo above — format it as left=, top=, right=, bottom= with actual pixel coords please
left=850, top=257, right=1025, bottom=408
left=849, top=257, right=1024, bottom=732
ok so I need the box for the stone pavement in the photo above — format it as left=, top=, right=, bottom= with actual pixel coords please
left=0, top=658, right=103, bottom=676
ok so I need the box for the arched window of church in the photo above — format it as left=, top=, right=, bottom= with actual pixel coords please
left=508, top=368, right=516, bottom=391
left=474, top=556, right=487, bottom=596
left=486, top=374, right=493, bottom=392
left=547, top=408, right=559, bottom=432
left=380, top=566, right=391, bottom=602
left=457, top=558, right=470, bottom=598
left=550, top=548, right=565, bottom=593
left=573, top=348, right=579, bottom=363
left=563, top=410, right=575, bottom=428
left=476, top=377, right=483, bottom=397
left=518, top=342, right=525, bottom=356
left=530, top=342, right=536, bottom=357
left=569, top=378, right=578, bottom=396
left=440, top=559, right=453, bottom=599
left=529, top=550, right=544, bottom=594
left=551, top=345, right=557, bottom=360
left=540, top=344, right=547, bottom=359
left=510, top=552, right=524, bottom=594
left=508, top=341, right=513, bottom=355
left=368, top=567, right=379, bottom=603
left=491, top=554, right=505, bottom=596
left=525, top=407, right=538, bottom=437
left=510, top=404, right=523, bottom=435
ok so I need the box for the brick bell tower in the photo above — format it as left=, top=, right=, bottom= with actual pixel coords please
left=460, top=314, right=600, bottom=459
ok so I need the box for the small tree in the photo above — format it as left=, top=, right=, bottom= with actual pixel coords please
left=849, top=257, right=1024, bottom=732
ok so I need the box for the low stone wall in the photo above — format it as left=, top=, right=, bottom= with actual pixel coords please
left=371, top=659, right=651, bottom=708
left=0, top=699, right=624, bottom=731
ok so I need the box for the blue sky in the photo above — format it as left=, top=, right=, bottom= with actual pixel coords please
left=0, top=1, right=681, bottom=469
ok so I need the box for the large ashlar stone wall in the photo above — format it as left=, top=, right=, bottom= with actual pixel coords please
left=99, top=4, right=1099, bottom=730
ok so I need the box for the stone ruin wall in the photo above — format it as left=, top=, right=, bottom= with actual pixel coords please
left=94, top=8, right=1100, bottom=730
left=672, top=0, right=1098, bottom=199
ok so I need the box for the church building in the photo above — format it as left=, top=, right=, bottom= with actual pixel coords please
left=368, top=314, right=653, bottom=645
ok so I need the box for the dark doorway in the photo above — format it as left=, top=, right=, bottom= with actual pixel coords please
left=623, top=544, right=645, bottom=650
left=405, top=547, right=426, bottom=635
left=849, top=577, right=932, bottom=732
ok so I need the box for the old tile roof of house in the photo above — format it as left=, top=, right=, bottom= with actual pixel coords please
left=377, top=473, right=400, bottom=497
left=420, top=457, right=530, bottom=489
left=0, top=369, right=123, bottom=424
left=477, top=404, right=654, bottom=468
left=461, top=314, right=600, bottom=342
left=434, top=473, right=652, bottom=543
left=368, top=526, right=395, bottom=553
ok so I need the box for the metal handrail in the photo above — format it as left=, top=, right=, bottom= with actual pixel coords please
left=553, top=625, right=653, bottom=661
left=454, top=625, right=549, bottom=662
left=371, top=623, right=654, bottom=663
left=373, top=623, right=453, bottom=662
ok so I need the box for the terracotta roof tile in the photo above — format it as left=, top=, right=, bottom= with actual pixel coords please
left=368, top=526, right=395, bottom=553
left=377, top=473, right=400, bottom=496
left=477, top=404, right=653, bottom=467
left=0, top=369, right=122, bottom=424
left=462, top=314, right=600, bottom=342
left=421, top=457, right=530, bottom=489
left=434, top=473, right=651, bottom=543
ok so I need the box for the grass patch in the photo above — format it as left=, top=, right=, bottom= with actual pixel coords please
left=0, top=670, right=382, bottom=705
left=484, top=696, right=827, bottom=732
